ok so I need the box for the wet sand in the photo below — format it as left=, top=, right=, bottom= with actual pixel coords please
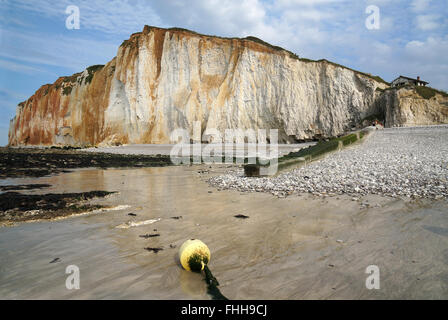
left=0, top=166, right=447, bottom=299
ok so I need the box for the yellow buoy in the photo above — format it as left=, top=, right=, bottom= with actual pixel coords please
left=178, top=239, right=211, bottom=272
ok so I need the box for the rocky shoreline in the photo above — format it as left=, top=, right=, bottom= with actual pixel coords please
left=208, top=126, right=448, bottom=199
left=0, top=147, right=173, bottom=178
left=0, top=190, right=116, bottom=227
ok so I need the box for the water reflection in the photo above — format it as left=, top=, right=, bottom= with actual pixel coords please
left=179, top=269, right=208, bottom=298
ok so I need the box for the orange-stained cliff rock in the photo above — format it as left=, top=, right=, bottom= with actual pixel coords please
left=12, top=25, right=440, bottom=147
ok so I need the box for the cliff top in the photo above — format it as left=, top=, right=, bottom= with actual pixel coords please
left=119, top=25, right=390, bottom=86
left=123, top=25, right=299, bottom=58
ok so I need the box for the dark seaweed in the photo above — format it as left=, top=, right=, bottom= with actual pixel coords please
left=0, top=184, right=51, bottom=191
left=203, top=265, right=228, bottom=300
left=0, top=190, right=115, bottom=224
left=139, top=234, right=160, bottom=238
left=0, top=147, right=173, bottom=178
left=144, top=247, right=163, bottom=253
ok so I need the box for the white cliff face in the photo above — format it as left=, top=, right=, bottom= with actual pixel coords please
left=7, top=26, right=389, bottom=146
left=104, top=28, right=387, bottom=144
left=10, top=26, right=435, bottom=147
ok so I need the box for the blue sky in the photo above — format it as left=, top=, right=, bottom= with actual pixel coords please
left=0, top=0, right=447, bottom=145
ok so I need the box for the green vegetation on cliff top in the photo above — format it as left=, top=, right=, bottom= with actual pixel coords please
left=377, top=84, right=448, bottom=100
left=415, top=86, right=448, bottom=99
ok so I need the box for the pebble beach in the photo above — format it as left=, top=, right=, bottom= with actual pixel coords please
left=208, top=126, right=448, bottom=199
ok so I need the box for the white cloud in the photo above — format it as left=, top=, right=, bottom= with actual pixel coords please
left=405, top=36, right=448, bottom=60
left=276, top=0, right=346, bottom=7
left=416, top=14, right=441, bottom=30
left=411, top=0, right=430, bottom=12
left=148, top=0, right=268, bottom=37
left=400, top=36, right=448, bottom=88
left=282, top=9, right=334, bottom=22
left=373, top=42, right=392, bottom=55
left=406, top=40, right=424, bottom=49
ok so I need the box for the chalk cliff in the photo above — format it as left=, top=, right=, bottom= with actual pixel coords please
left=379, top=86, right=448, bottom=127
left=8, top=26, right=446, bottom=146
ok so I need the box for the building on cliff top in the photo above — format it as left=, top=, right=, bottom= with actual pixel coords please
left=391, top=75, right=428, bottom=87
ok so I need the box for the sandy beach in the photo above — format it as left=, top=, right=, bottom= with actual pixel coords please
left=0, top=163, right=447, bottom=299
